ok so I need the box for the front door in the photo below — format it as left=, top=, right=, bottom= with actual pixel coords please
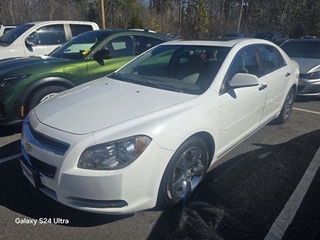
left=217, top=46, right=267, bottom=156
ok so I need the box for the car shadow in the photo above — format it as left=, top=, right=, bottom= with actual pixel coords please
left=0, top=140, right=21, bottom=159
left=295, top=96, right=320, bottom=102
left=147, top=129, right=320, bottom=240
left=0, top=124, right=22, bottom=137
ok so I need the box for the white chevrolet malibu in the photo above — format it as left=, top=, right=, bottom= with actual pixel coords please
left=19, top=39, right=299, bottom=214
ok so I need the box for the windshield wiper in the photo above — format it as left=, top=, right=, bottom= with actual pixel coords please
left=144, top=80, right=184, bottom=93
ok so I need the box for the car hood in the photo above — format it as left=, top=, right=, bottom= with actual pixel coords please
left=0, top=56, right=71, bottom=75
left=35, top=77, right=197, bottom=135
left=291, top=57, right=320, bottom=74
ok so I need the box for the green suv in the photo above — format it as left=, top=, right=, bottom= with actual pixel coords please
left=0, top=30, right=172, bottom=125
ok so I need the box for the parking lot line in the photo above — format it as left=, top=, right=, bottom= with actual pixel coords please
left=293, top=107, right=320, bottom=115
left=0, top=153, right=21, bottom=164
left=264, top=146, right=320, bottom=240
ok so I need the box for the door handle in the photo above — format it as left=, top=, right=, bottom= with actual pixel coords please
left=259, top=84, right=267, bottom=90
left=285, top=72, right=290, bottom=77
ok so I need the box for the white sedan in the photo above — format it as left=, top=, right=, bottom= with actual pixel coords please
left=19, top=39, right=299, bottom=214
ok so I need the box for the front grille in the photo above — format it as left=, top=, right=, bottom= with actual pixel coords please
left=29, top=125, right=70, bottom=154
left=299, top=74, right=307, bottom=78
left=297, top=85, right=305, bottom=92
left=25, top=118, right=70, bottom=156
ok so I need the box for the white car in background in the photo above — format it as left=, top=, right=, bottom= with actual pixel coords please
left=0, top=20, right=99, bottom=59
left=19, top=38, right=299, bottom=215
left=0, top=24, right=16, bottom=36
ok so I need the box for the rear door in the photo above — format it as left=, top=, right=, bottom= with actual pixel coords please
left=255, top=44, right=290, bottom=124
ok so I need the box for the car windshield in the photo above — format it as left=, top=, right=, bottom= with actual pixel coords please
left=49, top=31, right=112, bottom=60
left=281, top=41, right=320, bottom=58
left=109, top=44, right=230, bottom=95
left=0, top=24, right=34, bottom=44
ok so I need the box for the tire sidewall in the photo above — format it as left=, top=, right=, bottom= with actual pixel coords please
left=278, top=87, right=295, bottom=123
left=160, top=136, right=209, bottom=207
left=27, top=85, right=67, bottom=112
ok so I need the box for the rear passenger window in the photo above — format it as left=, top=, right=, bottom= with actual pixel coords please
left=70, top=24, right=94, bottom=37
left=257, top=45, right=286, bottom=74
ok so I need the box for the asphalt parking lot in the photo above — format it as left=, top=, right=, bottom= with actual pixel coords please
left=0, top=96, right=319, bottom=240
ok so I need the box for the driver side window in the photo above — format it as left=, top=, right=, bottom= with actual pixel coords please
left=102, top=36, right=135, bottom=57
left=27, top=24, right=66, bottom=46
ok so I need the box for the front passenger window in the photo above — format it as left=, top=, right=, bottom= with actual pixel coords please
left=28, top=24, right=66, bottom=46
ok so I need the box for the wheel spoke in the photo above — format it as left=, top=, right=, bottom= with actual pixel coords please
left=181, top=179, right=192, bottom=197
left=172, top=174, right=185, bottom=194
left=193, top=164, right=205, bottom=177
left=188, top=149, right=202, bottom=167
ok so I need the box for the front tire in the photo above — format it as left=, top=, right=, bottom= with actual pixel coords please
left=159, top=136, right=209, bottom=207
left=26, top=85, right=67, bottom=113
left=276, top=87, right=295, bottom=124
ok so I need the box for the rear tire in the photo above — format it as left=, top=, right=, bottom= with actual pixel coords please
left=276, top=87, right=295, bottom=124
left=158, top=136, right=209, bottom=207
left=26, top=85, right=67, bottom=113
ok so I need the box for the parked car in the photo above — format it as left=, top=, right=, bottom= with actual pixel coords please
left=0, top=20, right=99, bottom=59
left=252, top=31, right=281, bottom=41
left=280, top=39, right=320, bottom=97
left=19, top=38, right=299, bottom=215
left=0, top=24, right=16, bottom=36
left=301, top=36, right=317, bottom=39
left=220, top=32, right=248, bottom=39
left=0, top=29, right=172, bottom=125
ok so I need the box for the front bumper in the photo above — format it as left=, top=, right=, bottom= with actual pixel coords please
left=297, top=78, right=320, bottom=96
left=20, top=116, right=173, bottom=215
left=0, top=87, right=23, bottom=125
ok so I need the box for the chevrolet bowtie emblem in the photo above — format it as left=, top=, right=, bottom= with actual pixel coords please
left=25, top=143, right=33, bottom=152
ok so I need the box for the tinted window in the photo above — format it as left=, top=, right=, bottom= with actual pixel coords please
left=103, top=36, right=135, bottom=57
left=257, top=45, right=286, bottom=74
left=139, top=36, right=165, bottom=54
left=281, top=41, right=320, bottom=58
left=70, top=24, right=94, bottom=37
left=50, top=30, right=111, bottom=59
left=28, top=24, right=66, bottom=45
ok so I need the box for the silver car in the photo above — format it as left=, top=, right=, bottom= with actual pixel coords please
left=281, top=39, right=320, bottom=97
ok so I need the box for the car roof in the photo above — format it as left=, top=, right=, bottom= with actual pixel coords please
left=24, top=20, right=97, bottom=25
left=78, top=29, right=171, bottom=39
left=282, top=39, right=320, bottom=43
left=160, top=38, right=274, bottom=47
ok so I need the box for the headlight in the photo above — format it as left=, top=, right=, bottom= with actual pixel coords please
left=0, top=74, right=31, bottom=87
left=78, top=135, right=152, bottom=170
left=303, top=71, right=320, bottom=79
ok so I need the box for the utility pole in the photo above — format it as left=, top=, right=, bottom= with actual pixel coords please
left=101, top=0, right=106, bottom=29
left=237, top=0, right=244, bottom=33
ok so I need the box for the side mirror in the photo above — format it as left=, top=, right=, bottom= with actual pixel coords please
left=25, top=36, right=38, bottom=46
left=228, top=73, right=259, bottom=88
left=93, top=49, right=112, bottom=60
